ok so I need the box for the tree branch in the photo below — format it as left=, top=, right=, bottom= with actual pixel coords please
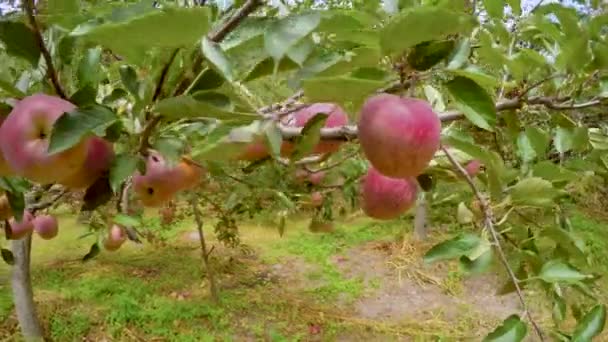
left=274, top=95, right=605, bottom=141
left=208, top=0, right=263, bottom=43
left=23, top=0, right=67, bottom=100
left=440, top=146, right=545, bottom=341
left=189, top=195, right=219, bottom=302
left=152, top=48, right=180, bottom=103
left=143, top=0, right=263, bottom=154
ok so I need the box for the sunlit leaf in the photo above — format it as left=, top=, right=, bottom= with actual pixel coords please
left=538, top=260, right=593, bottom=284
left=572, top=304, right=606, bottom=342
left=482, top=315, right=527, bottom=342
left=380, top=7, right=476, bottom=56
left=445, top=76, right=497, bottom=131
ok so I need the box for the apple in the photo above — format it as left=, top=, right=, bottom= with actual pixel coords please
left=103, top=224, right=127, bottom=251
left=281, top=103, right=349, bottom=156
left=0, top=116, right=14, bottom=176
left=58, top=136, right=115, bottom=189
left=7, top=211, right=34, bottom=240
left=32, top=214, right=59, bottom=240
left=132, top=151, right=182, bottom=207
left=358, top=93, right=441, bottom=178
left=0, top=94, right=89, bottom=184
left=360, top=166, right=418, bottom=220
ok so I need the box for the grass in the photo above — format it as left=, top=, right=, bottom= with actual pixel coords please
left=0, top=198, right=607, bottom=340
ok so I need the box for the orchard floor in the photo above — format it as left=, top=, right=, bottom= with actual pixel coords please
left=0, top=207, right=607, bottom=341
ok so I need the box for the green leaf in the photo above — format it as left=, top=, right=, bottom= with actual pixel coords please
left=109, top=153, right=139, bottom=193
left=0, top=177, right=28, bottom=222
left=460, top=249, right=493, bottom=275
left=287, top=36, right=315, bottom=66
left=82, top=243, right=100, bottom=262
left=46, top=0, right=80, bottom=29
left=532, top=161, right=578, bottom=183
left=0, top=21, right=41, bottom=66
left=291, top=113, right=329, bottom=160
left=538, top=260, right=592, bottom=284
left=448, top=67, right=501, bottom=90
left=553, top=294, right=567, bottom=323
left=588, top=128, right=608, bottom=150
left=508, top=177, right=560, bottom=207
left=264, top=123, right=283, bottom=158
left=49, top=105, right=118, bottom=154
left=555, top=127, right=574, bottom=154
left=423, top=233, right=481, bottom=264
left=119, top=65, right=141, bottom=99
left=113, top=214, right=141, bottom=228
left=193, top=123, right=260, bottom=162
left=201, top=37, right=235, bottom=82
left=264, top=12, right=321, bottom=62
left=506, top=0, right=521, bottom=16
left=406, top=40, right=456, bottom=71
left=242, top=56, right=299, bottom=82
left=77, top=46, right=102, bottom=87
left=525, top=127, right=550, bottom=157
left=0, top=70, right=26, bottom=98
left=71, top=7, right=211, bottom=64
left=483, top=0, right=504, bottom=19
left=70, top=85, right=98, bottom=107
left=302, top=75, right=384, bottom=111
left=457, top=202, right=474, bottom=224
left=380, top=7, right=476, bottom=56
left=516, top=132, right=536, bottom=163
left=446, top=39, right=471, bottom=69
left=482, top=315, right=527, bottom=342
left=445, top=76, right=497, bottom=131
left=153, top=96, right=258, bottom=123
left=572, top=304, right=606, bottom=342
left=1, top=248, right=14, bottom=265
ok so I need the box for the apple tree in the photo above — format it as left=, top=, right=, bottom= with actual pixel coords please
left=1, top=0, right=607, bottom=341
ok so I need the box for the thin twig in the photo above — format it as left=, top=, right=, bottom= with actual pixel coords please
left=518, top=74, right=566, bottom=99
left=151, top=48, right=180, bottom=103
left=23, top=0, right=66, bottom=99
left=144, top=0, right=263, bottom=151
left=304, top=149, right=361, bottom=174
left=138, top=115, right=162, bottom=156
left=208, top=0, right=262, bottom=43
left=189, top=195, right=219, bottom=302
left=440, top=146, right=545, bottom=341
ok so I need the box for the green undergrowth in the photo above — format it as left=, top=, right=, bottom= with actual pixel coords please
left=1, top=199, right=607, bottom=340
left=261, top=215, right=408, bottom=303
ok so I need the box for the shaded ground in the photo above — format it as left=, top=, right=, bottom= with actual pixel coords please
left=0, top=207, right=605, bottom=341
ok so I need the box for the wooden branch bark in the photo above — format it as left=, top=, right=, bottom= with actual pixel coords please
left=189, top=195, right=219, bottom=302
left=23, top=0, right=67, bottom=100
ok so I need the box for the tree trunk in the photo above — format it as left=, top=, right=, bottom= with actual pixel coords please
left=413, top=192, right=428, bottom=241
left=11, top=234, right=44, bottom=341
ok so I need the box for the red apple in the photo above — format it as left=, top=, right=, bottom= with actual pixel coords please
left=0, top=116, right=14, bottom=176
left=32, top=214, right=59, bottom=240
left=281, top=103, right=349, bottom=156
left=358, top=94, right=441, bottom=178
left=360, top=167, right=418, bottom=220
left=308, top=171, right=325, bottom=185
left=310, top=191, right=324, bottom=207
left=58, top=136, right=115, bottom=189
left=464, top=160, right=482, bottom=177
left=7, top=211, right=34, bottom=240
left=132, top=151, right=181, bottom=207
left=103, top=224, right=127, bottom=251
left=0, top=94, right=89, bottom=184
